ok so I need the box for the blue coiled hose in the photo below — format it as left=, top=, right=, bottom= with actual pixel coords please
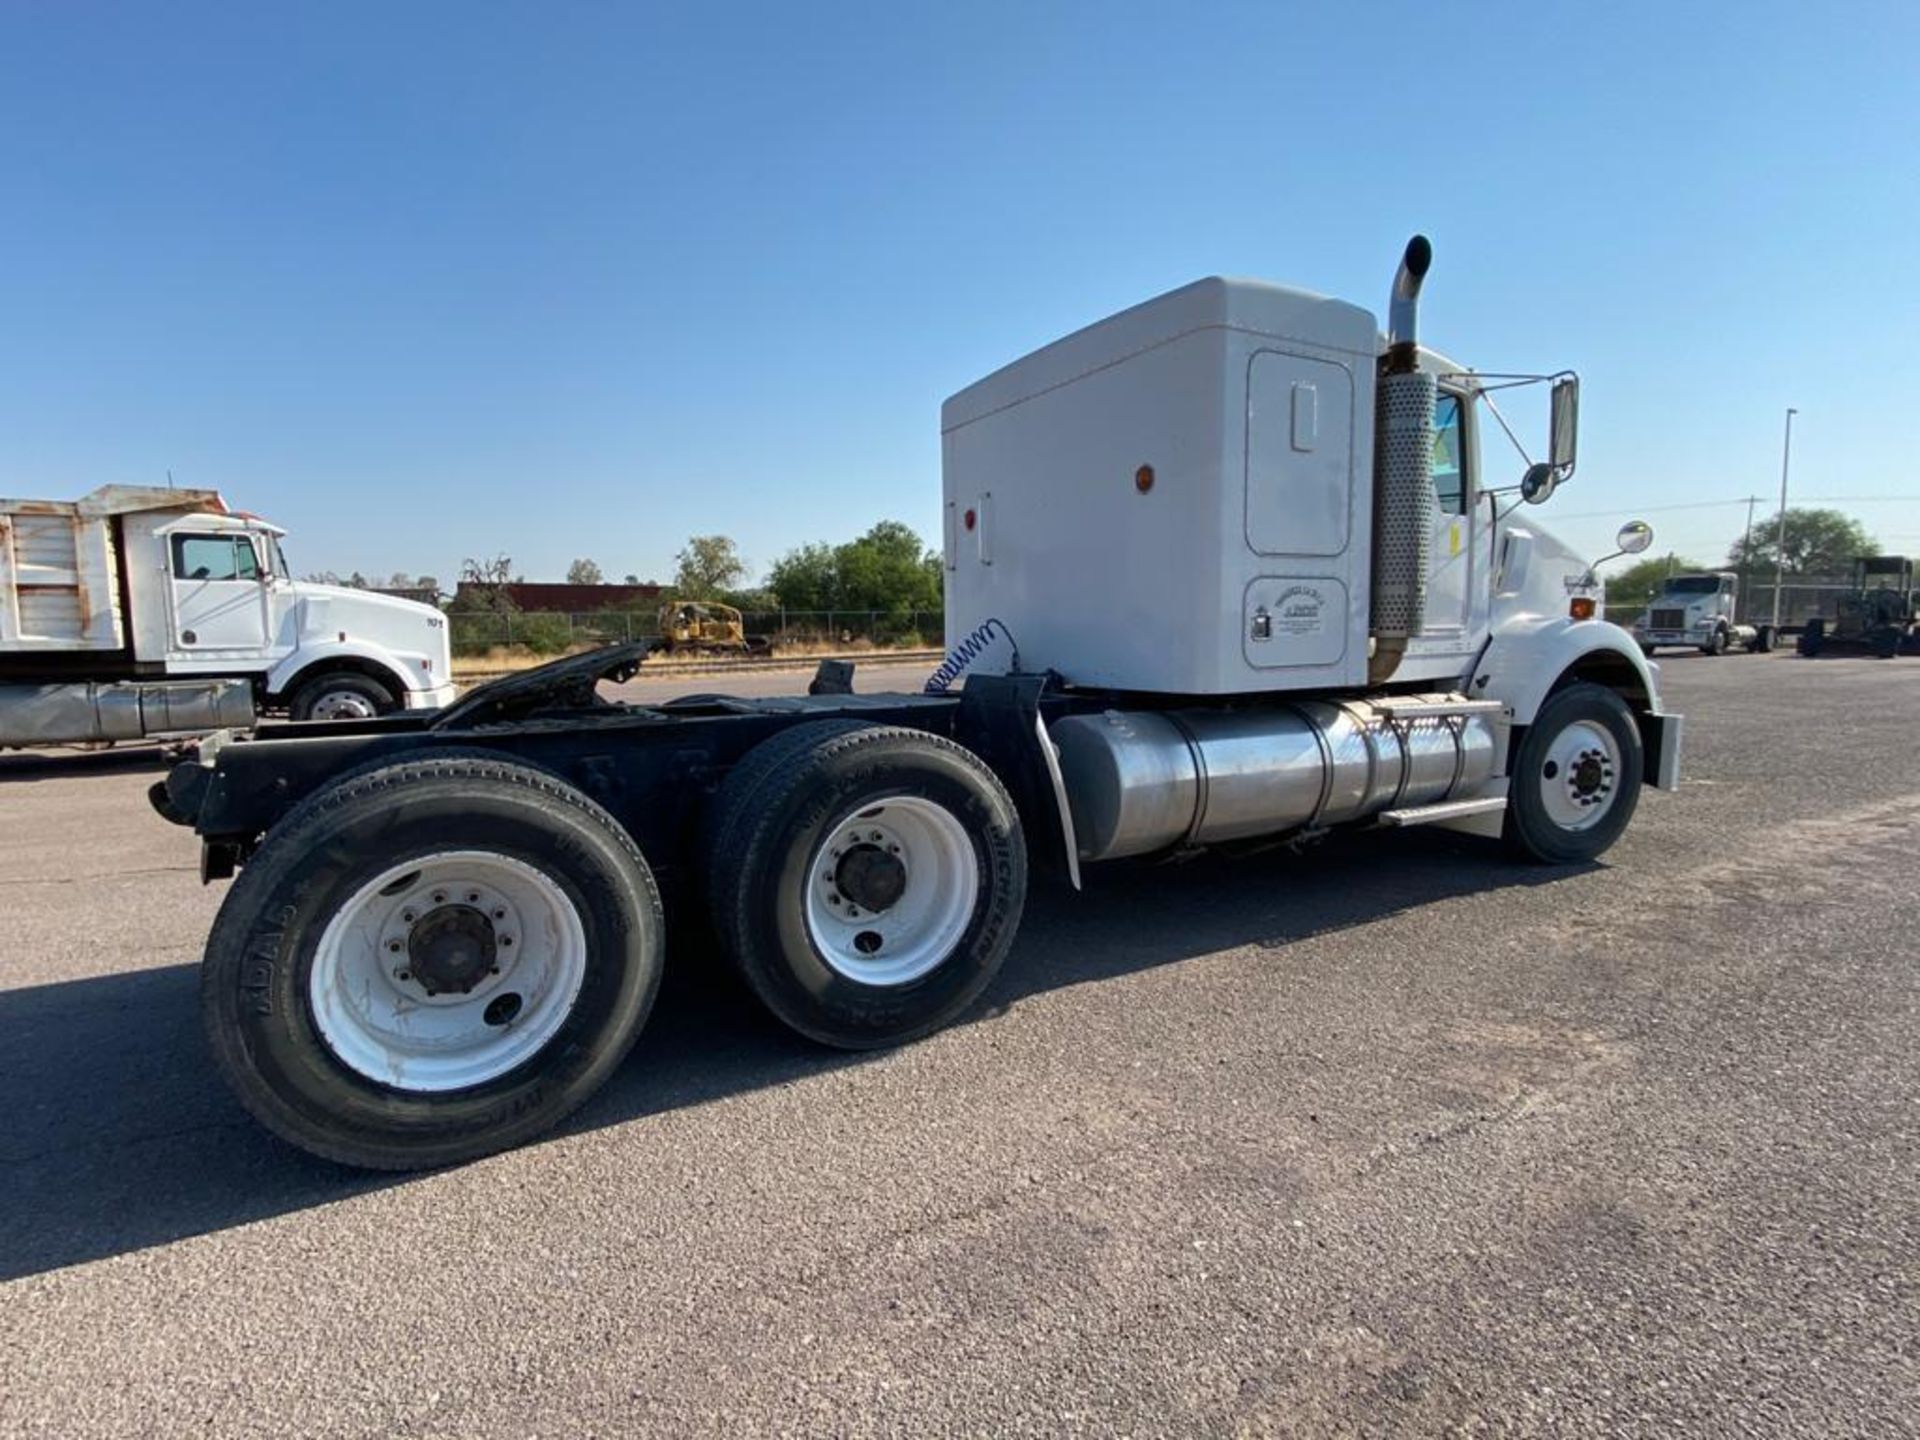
left=923, top=617, right=1018, bottom=694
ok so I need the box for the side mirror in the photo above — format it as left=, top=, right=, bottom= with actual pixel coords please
left=1615, top=520, right=1654, bottom=555
left=1549, top=375, right=1579, bottom=474
left=1520, top=462, right=1559, bottom=505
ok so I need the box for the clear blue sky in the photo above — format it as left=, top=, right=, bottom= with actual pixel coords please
left=4, top=2, right=1915, bottom=586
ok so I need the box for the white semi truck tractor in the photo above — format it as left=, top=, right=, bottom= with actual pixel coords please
left=155, top=237, right=1683, bottom=1169
left=0, top=486, right=454, bottom=749
left=1629, top=571, right=1774, bottom=656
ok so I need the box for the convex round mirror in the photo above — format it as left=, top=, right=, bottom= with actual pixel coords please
left=1615, top=520, right=1654, bottom=555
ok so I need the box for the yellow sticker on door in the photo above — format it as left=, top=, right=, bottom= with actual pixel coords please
left=1448, top=521, right=1462, bottom=557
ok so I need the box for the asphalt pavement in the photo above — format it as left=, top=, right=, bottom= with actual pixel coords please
left=1, top=652, right=1915, bottom=1437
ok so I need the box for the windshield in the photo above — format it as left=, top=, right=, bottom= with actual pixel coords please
left=1664, top=576, right=1721, bottom=595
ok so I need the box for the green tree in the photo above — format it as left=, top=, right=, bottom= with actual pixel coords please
left=765, top=542, right=838, bottom=611
left=1728, top=508, right=1877, bottom=576
left=834, top=520, right=941, bottom=615
left=674, top=535, right=747, bottom=598
left=1603, top=554, right=1705, bottom=613
left=566, top=557, right=605, bottom=585
left=765, top=523, right=942, bottom=617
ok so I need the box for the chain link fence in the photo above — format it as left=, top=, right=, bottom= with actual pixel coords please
left=449, top=609, right=946, bottom=658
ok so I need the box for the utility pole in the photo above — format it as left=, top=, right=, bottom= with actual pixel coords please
left=1771, top=408, right=1797, bottom=628
left=1741, top=494, right=1760, bottom=624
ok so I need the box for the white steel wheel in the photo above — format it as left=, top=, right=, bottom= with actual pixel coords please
left=1536, top=718, right=1624, bottom=832
left=803, top=795, right=980, bottom=987
left=308, top=850, right=588, bottom=1092
left=309, top=687, right=380, bottom=720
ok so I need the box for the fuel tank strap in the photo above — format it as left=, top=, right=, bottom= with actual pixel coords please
left=1161, top=710, right=1211, bottom=850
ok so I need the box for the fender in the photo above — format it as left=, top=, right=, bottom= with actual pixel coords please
left=1471, top=615, right=1681, bottom=791
left=266, top=638, right=438, bottom=704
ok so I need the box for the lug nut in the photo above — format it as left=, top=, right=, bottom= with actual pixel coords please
left=431, top=891, right=447, bottom=905
left=388, top=939, right=403, bottom=953
left=492, top=908, right=506, bottom=921
left=395, top=969, right=411, bottom=982
left=499, top=935, right=514, bottom=948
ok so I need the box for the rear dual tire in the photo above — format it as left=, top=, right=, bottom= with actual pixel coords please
left=706, top=721, right=1027, bottom=1050
left=201, top=755, right=664, bottom=1170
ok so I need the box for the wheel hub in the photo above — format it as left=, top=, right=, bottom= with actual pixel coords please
left=805, top=798, right=979, bottom=987
left=312, top=689, right=377, bottom=720
left=1538, top=719, right=1624, bottom=832
left=834, top=843, right=908, bottom=914
left=407, top=904, right=499, bottom=995
left=1569, top=752, right=1608, bottom=801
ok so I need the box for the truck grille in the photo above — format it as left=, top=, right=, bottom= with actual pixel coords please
left=1649, top=609, right=1686, bottom=630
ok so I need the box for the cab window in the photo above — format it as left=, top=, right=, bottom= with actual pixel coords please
left=171, top=534, right=259, bottom=582
left=1432, top=394, right=1466, bottom=514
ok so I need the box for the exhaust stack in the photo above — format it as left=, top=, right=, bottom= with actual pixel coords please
left=1386, top=234, right=1432, bottom=372
left=1370, top=235, right=1437, bottom=684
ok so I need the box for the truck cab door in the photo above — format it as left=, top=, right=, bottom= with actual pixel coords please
left=167, top=531, right=271, bottom=658
left=1417, top=389, right=1479, bottom=647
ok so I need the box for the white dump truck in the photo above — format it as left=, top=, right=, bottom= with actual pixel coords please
left=1629, top=571, right=1774, bottom=656
left=0, top=486, right=454, bottom=748
left=155, top=236, right=1682, bottom=1169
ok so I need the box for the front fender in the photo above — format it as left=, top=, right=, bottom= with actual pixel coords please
left=1473, top=617, right=1664, bottom=725
left=266, top=639, right=436, bottom=700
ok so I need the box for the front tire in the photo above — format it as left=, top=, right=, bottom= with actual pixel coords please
left=1701, top=625, right=1729, bottom=657
left=289, top=670, right=397, bottom=721
left=706, top=721, right=1027, bottom=1049
left=200, top=754, right=664, bottom=1169
left=1505, top=682, right=1645, bottom=864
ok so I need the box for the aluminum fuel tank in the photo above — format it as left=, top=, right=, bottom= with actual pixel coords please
left=1050, top=696, right=1498, bottom=862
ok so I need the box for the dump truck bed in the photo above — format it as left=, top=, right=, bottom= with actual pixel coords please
left=0, top=486, right=225, bottom=654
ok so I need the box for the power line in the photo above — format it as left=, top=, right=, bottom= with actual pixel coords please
left=1552, top=494, right=1918, bottom=522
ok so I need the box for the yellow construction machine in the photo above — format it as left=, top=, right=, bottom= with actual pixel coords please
left=654, top=600, right=771, bottom=657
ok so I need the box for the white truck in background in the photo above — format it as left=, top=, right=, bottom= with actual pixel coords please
left=0, top=486, right=453, bottom=749
left=1629, top=571, right=1774, bottom=656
